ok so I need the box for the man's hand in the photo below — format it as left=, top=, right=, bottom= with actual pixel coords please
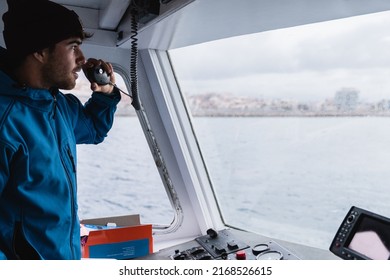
left=82, top=58, right=116, bottom=94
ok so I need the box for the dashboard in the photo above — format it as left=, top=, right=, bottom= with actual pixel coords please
left=138, top=228, right=337, bottom=260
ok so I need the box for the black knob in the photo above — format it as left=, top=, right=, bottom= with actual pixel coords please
left=214, top=246, right=226, bottom=255
left=347, top=214, right=355, bottom=223
left=227, top=241, right=239, bottom=250
left=207, top=228, right=218, bottom=239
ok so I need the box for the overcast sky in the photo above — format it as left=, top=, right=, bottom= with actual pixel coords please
left=169, top=10, right=390, bottom=102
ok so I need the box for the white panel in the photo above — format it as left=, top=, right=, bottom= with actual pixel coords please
left=118, top=0, right=390, bottom=50
left=99, top=0, right=131, bottom=30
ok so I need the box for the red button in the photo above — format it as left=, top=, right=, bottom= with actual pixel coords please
left=236, top=250, right=246, bottom=260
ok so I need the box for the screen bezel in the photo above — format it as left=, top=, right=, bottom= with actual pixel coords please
left=332, top=207, right=390, bottom=260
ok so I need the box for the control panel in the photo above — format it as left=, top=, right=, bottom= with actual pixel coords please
left=170, top=228, right=300, bottom=260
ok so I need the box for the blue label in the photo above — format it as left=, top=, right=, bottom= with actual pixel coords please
left=83, top=224, right=118, bottom=230
left=89, top=238, right=149, bottom=259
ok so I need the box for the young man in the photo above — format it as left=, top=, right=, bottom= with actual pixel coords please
left=0, top=0, right=121, bottom=259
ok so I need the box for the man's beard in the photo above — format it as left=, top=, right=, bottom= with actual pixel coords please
left=41, top=57, right=77, bottom=90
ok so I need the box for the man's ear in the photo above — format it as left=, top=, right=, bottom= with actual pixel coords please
left=32, top=49, right=49, bottom=63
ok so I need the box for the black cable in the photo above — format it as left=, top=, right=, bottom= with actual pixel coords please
left=130, top=6, right=141, bottom=110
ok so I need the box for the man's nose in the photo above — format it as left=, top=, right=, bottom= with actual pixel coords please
left=77, top=51, right=86, bottom=66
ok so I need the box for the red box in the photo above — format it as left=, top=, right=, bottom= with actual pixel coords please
left=80, top=214, right=153, bottom=259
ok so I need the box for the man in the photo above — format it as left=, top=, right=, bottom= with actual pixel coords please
left=0, top=0, right=121, bottom=259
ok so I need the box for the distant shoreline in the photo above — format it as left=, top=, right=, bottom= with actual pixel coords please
left=115, top=111, right=390, bottom=117
left=188, top=111, right=390, bottom=117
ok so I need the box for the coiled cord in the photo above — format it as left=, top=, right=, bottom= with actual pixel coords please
left=130, top=6, right=141, bottom=110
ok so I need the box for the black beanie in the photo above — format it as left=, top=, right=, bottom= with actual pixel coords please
left=2, top=0, right=87, bottom=57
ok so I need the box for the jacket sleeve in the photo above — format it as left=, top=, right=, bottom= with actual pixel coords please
left=0, top=140, right=14, bottom=260
left=0, top=139, right=13, bottom=195
left=0, top=250, right=6, bottom=260
left=64, top=88, right=121, bottom=145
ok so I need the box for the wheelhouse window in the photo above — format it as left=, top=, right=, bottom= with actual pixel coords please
left=65, top=71, right=174, bottom=225
left=169, top=11, right=390, bottom=249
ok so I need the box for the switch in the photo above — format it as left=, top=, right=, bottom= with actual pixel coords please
left=189, top=247, right=205, bottom=255
left=236, top=250, right=246, bottom=260
left=227, top=241, right=239, bottom=250
left=214, top=246, right=226, bottom=255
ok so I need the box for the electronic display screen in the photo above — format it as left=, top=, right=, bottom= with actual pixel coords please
left=346, top=215, right=390, bottom=260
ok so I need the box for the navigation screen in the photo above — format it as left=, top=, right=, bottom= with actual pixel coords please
left=347, top=215, right=390, bottom=260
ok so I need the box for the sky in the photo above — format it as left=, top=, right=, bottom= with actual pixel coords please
left=169, top=10, right=390, bottom=102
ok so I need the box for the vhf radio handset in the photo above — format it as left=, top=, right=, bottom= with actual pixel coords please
left=85, top=65, right=134, bottom=101
left=85, top=66, right=111, bottom=86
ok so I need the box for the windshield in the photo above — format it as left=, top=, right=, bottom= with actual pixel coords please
left=169, top=10, right=390, bottom=249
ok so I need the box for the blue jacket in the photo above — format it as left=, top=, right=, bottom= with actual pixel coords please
left=0, top=64, right=120, bottom=259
